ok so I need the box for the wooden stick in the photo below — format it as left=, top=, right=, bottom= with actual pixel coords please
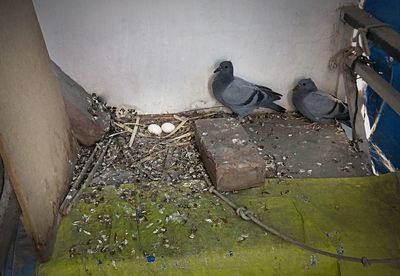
left=129, top=116, right=140, bottom=147
left=115, top=122, right=134, bottom=133
left=187, top=112, right=218, bottom=121
left=124, top=122, right=145, bottom=127
left=173, top=112, right=218, bottom=122
left=167, top=131, right=193, bottom=142
left=59, top=145, right=99, bottom=212
left=60, top=140, right=110, bottom=216
left=108, top=131, right=127, bottom=137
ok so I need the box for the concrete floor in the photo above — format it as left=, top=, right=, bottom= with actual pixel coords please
left=87, top=111, right=372, bottom=188
left=242, top=112, right=372, bottom=179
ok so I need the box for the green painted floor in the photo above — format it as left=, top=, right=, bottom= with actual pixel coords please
left=39, top=173, right=400, bottom=275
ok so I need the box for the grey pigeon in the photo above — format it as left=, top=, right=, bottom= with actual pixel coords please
left=292, top=78, right=350, bottom=125
left=212, top=61, right=285, bottom=117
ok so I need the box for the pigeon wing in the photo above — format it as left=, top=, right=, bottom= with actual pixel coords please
left=302, top=91, right=346, bottom=119
left=221, top=78, right=260, bottom=106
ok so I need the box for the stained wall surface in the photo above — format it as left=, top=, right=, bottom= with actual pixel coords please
left=33, top=0, right=355, bottom=113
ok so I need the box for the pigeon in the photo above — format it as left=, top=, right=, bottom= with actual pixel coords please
left=292, top=78, right=350, bottom=125
left=212, top=61, right=285, bottom=117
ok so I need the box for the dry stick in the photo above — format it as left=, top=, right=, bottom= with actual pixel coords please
left=124, top=122, right=145, bottom=127
left=59, top=145, right=99, bottom=212
left=115, top=122, right=134, bottom=133
left=167, top=131, right=193, bottom=142
left=139, top=148, right=169, bottom=164
left=60, top=141, right=110, bottom=216
left=173, top=112, right=218, bottom=122
left=129, top=116, right=140, bottom=147
left=160, top=119, right=188, bottom=139
left=108, top=131, right=127, bottom=138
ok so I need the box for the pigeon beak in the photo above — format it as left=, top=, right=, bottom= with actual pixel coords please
left=213, top=67, right=221, bottom=73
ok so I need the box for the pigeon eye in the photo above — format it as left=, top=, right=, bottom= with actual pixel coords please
left=302, top=83, right=306, bottom=86
left=224, top=66, right=228, bottom=69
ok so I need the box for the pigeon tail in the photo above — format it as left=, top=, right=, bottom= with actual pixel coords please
left=256, top=85, right=282, bottom=99
left=263, top=102, right=286, bottom=113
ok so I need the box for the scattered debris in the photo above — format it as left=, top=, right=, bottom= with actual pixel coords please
left=128, top=116, right=141, bottom=147
left=69, top=111, right=370, bottom=190
left=336, top=242, right=345, bottom=256
left=237, top=234, right=249, bottom=242
left=60, top=140, right=111, bottom=215
left=309, top=254, right=319, bottom=267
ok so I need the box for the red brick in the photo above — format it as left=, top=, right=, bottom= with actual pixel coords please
left=194, top=118, right=265, bottom=191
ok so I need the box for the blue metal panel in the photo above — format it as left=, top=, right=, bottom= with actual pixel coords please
left=364, top=0, right=400, bottom=173
left=3, top=219, right=37, bottom=276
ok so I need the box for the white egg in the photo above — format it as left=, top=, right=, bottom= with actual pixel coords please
left=161, top=122, right=176, bottom=134
left=147, top=124, right=162, bottom=136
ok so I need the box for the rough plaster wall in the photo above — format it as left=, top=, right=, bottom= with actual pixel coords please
left=0, top=0, right=75, bottom=260
left=33, top=0, right=356, bottom=113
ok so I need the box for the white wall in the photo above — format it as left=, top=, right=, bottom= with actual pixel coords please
left=33, top=0, right=355, bottom=113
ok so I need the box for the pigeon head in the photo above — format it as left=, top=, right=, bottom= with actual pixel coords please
left=213, top=61, right=233, bottom=75
left=295, top=78, right=318, bottom=92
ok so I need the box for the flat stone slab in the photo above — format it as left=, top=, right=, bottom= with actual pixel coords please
left=194, top=118, right=265, bottom=191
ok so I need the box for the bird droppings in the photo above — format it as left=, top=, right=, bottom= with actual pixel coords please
left=309, top=255, right=319, bottom=267
left=336, top=242, right=345, bottom=256
left=237, top=234, right=249, bottom=242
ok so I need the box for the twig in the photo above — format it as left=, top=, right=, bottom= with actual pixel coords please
left=129, top=116, right=140, bottom=147
left=59, top=145, right=99, bottom=212
left=173, top=115, right=186, bottom=122
left=167, top=131, right=193, bottom=142
left=115, top=122, right=134, bottom=133
left=174, top=112, right=218, bottom=122
left=108, top=131, right=127, bottom=137
left=60, top=140, right=110, bottom=216
left=139, top=148, right=169, bottom=164
left=124, top=122, right=145, bottom=127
